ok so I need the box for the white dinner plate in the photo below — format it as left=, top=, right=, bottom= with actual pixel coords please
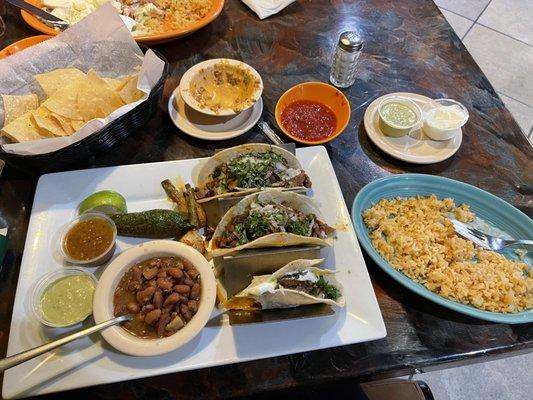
left=3, top=146, right=385, bottom=399
left=168, top=86, right=263, bottom=141
left=363, top=92, right=462, bottom=164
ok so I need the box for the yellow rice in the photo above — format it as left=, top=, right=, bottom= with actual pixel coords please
left=362, top=195, right=532, bottom=313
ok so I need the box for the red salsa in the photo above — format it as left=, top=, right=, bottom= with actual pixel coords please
left=281, top=100, right=337, bottom=142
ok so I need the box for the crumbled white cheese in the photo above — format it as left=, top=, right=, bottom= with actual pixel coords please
left=248, top=281, right=277, bottom=296
left=295, top=270, right=318, bottom=283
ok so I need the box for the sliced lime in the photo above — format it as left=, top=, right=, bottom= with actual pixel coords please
left=78, top=190, right=127, bottom=215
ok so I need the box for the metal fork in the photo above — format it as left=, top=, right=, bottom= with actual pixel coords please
left=451, top=219, right=533, bottom=251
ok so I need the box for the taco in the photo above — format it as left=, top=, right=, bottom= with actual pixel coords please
left=194, top=144, right=312, bottom=202
left=224, top=259, right=344, bottom=310
left=209, top=190, right=334, bottom=257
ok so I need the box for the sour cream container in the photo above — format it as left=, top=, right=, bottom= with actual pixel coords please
left=422, top=98, right=469, bottom=141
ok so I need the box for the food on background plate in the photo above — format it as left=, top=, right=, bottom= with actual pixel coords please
left=0, top=68, right=143, bottom=143
left=78, top=190, right=128, bottom=215
left=185, top=60, right=261, bottom=114
left=194, top=144, right=312, bottom=202
left=40, top=274, right=95, bottom=326
left=61, top=213, right=117, bottom=265
left=280, top=100, right=337, bottom=142
left=43, top=0, right=214, bottom=37
left=363, top=195, right=532, bottom=313
left=210, top=190, right=334, bottom=257
left=224, top=259, right=344, bottom=310
left=110, top=209, right=194, bottom=238
left=113, top=256, right=201, bottom=338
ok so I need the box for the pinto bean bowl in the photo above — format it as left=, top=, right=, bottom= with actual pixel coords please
left=93, top=240, right=216, bottom=356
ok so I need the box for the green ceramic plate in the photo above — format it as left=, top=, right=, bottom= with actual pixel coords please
left=352, top=174, right=532, bottom=324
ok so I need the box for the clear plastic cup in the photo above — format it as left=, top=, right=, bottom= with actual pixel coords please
left=31, top=267, right=97, bottom=327
left=378, top=96, right=422, bottom=137
left=422, top=98, right=469, bottom=141
left=59, top=213, right=117, bottom=267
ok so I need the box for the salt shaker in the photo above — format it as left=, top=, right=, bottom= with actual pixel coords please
left=329, top=31, right=364, bottom=88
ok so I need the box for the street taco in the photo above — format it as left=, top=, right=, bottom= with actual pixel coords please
left=194, top=143, right=312, bottom=202
left=209, top=190, right=334, bottom=257
left=224, top=259, right=344, bottom=310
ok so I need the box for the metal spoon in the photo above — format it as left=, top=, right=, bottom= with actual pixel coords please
left=0, top=314, right=132, bottom=372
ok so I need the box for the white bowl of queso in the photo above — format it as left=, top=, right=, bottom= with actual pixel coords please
left=179, top=58, right=263, bottom=116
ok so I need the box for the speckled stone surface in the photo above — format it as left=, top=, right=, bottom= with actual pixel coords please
left=0, top=0, right=532, bottom=399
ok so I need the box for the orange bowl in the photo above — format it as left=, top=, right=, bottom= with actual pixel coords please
left=275, top=82, right=351, bottom=145
left=0, top=35, right=52, bottom=60
left=20, top=0, right=224, bottom=45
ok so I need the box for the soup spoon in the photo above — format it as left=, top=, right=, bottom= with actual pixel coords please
left=0, top=314, right=132, bottom=372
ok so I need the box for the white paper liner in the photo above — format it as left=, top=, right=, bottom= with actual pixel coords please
left=0, top=3, right=165, bottom=156
left=241, top=0, right=297, bottom=19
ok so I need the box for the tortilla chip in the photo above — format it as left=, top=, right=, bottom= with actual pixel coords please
left=1, top=112, right=50, bottom=142
left=43, top=81, right=84, bottom=121
left=49, top=112, right=75, bottom=135
left=71, top=120, right=86, bottom=131
left=103, top=77, right=127, bottom=92
left=2, top=94, right=39, bottom=125
left=31, top=107, right=67, bottom=137
left=118, top=75, right=144, bottom=104
left=35, top=68, right=86, bottom=97
left=76, top=70, right=124, bottom=121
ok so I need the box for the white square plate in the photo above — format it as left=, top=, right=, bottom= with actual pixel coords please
left=3, top=146, right=385, bottom=399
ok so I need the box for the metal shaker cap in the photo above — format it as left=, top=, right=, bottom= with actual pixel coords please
left=338, top=31, right=363, bottom=52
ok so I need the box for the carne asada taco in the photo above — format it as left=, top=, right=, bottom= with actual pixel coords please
left=209, top=190, right=334, bottom=257
left=224, top=259, right=344, bottom=310
left=194, top=144, right=312, bottom=202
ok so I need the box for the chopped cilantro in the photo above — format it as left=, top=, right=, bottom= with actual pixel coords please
left=312, top=276, right=341, bottom=301
left=244, top=210, right=271, bottom=239
left=286, top=215, right=313, bottom=236
left=234, top=223, right=248, bottom=245
left=227, top=151, right=286, bottom=188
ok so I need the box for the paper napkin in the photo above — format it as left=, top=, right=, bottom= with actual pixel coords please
left=241, top=0, right=297, bottom=19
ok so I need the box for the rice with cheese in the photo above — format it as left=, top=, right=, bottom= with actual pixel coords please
left=362, top=195, right=532, bottom=313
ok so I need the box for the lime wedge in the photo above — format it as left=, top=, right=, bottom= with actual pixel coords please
left=78, top=190, right=127, bottom=215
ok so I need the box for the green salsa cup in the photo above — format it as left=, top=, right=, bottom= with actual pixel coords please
left=378, top=96, right=422, bottom=137
left=31, top=268, right=97, bottom=327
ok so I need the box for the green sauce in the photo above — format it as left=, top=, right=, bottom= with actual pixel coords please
left=41, top=275, right=95, bottom=326
left=380, top=102, right=417, bottom=127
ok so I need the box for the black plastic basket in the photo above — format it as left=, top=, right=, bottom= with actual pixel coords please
left=0, top=46, right=169, bottom=174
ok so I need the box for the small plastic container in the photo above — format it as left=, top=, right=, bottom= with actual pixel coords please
left=31, top=267, right=97, bottom=327
left=60, top=213, right=117, bottom=267
left=378, top=96, right=422, bottom=137
left=422, top=98, right=469, bottom=141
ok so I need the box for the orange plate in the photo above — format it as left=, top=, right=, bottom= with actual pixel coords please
left=0, top=35, right=52, bottom=59
left=275, top=82, right=351, bottom=145
left=21, top=0, right=225, bottom=45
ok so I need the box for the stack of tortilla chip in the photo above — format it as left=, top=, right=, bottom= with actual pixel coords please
left=0, top=68, right=144, bottom=143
